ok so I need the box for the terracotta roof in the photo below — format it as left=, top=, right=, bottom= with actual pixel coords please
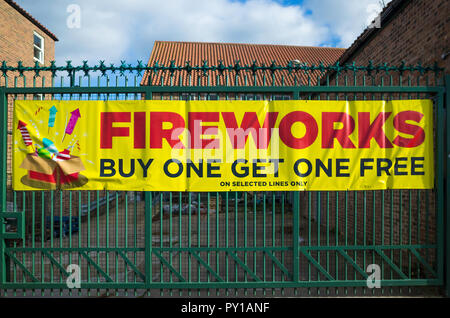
left=141, top=41, right=345, bottom=86
left=5, top=0, right=58, bottom=41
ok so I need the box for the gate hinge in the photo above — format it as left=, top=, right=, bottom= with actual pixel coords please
left=0, top=212, right=25, bottom=240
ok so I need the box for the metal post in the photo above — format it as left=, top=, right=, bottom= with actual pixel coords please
left=293, top=191, right=300, bottom=282
left=144, top=90, right=153, bottom=290
left=70, top=71, right=76, bottom=87
left=145, top=192, right=152, bottom=289
left=292, top=89, right=300, bottom=284
left=445, top=75, right=450, bottom=297
left=436, top=90, right=445, bottom=288
left=0, top=88, right=7, bottom=287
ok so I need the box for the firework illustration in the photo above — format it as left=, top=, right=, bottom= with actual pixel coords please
left=18, top=105, right=88, bottom=190
left=62, top=108, right=80, bottom=142
left=47, top=105, right=58, bottom=133
left=35, top=106, right=43, bottom=116
left=17, top=120, right=32, bottom=147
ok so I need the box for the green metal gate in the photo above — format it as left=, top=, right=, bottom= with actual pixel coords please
left=0, top=61, right=447, bottom=297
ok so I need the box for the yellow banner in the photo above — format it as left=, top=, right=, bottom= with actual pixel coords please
left=13, top=99, right=434, bottom=191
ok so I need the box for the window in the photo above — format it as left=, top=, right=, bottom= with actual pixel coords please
left=245, top=94, right=264, bottom=100
left=272, top=95, right=291, bottom=101
left=33, top=32, right=44, bottom=64
left=181, top=93, right=199, bottom=101
left=33, top=94, right=43, bottom=100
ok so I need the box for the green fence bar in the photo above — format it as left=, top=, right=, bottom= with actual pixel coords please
left=446, top=75, right=450, bottom=297
left=0, top=88, right=7, bottom=288
left=436, top=90, right=445, bottom=285
left=292, top=192, right=299, bottom=282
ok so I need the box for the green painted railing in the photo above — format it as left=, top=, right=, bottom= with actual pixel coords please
left=0, top=60, right=444, bottom=78
left=0, top=61, right=447, bottom=297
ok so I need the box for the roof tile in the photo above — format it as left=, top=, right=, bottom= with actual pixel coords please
left=141, top=41, right=345, bottom=86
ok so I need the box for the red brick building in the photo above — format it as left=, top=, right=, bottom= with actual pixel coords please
left=0, top=0, right=58, bottom=74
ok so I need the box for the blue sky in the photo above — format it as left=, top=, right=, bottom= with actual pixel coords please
left=15, top=0, right=390, bottom=65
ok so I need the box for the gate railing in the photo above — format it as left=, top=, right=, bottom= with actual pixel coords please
left=0, top=61, right=447, bottom=297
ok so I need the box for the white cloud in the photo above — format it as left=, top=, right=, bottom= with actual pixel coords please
left=115, top=0, right=330, bottom=60
left=303, top=0, right=392, bottom=47
left=14, top=0, right=391, bottom=65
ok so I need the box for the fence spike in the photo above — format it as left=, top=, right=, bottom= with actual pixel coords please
left=0, top=60, right=443, bottom=83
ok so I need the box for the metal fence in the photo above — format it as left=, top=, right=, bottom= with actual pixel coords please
left=0, top=60, right=448, bottom=297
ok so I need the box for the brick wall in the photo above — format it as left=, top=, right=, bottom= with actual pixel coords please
left=341, top=0, right=449, bottom=77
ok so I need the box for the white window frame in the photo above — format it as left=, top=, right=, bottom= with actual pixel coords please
left=33, top=31, right=44, bottom=64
